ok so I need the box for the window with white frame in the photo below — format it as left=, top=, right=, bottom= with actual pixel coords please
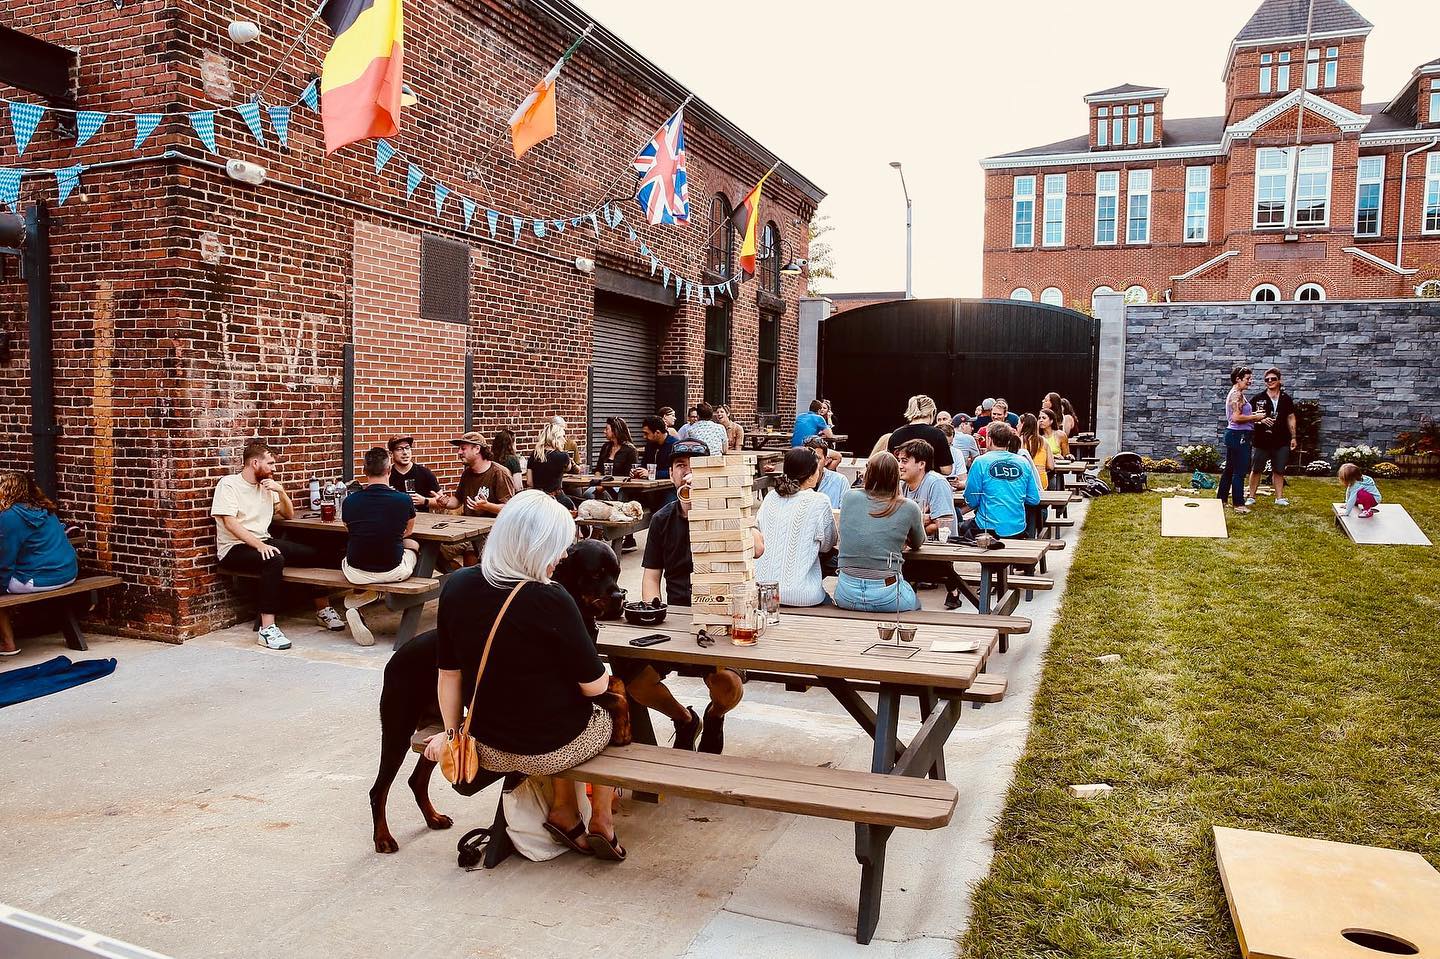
left=1251, top=283, right=1280, bottom=302
left=1013, top=176, right=1035, bottom=247
left=1276, top=51, right=1291, bottom=91
left=1260, top=53, right=1273, bottom=94
left=1143, top=103, right=1155, bottom=144
left=1095, top=171, right=1119, bottom=245
left=1254, top=145, right=1332, bottom=228
left=1091, top=285, right=1115, bottom=310
left=1296, top=283, right=1325, bottom=301
left=1126, top=169, right=1151, bottom=244
left=1430, top=79, right=1440, bottom=124
left=1425, top=153, right=1440, bottom=234
left=1417, top=279, right=1440, bottom=298
left=1306, top=47, right=1338, bottom=89
left=1184, top=166, right=1211, bottom=242
left=1043, top=174, right=1066, bottom=247
left=1127, top=104, right=1139, bottom=146
left=1112, top=113, right=1123, bottom=147
left=1040, top=286, right=1063, bottom=305
left=1009, top=287, right=1033, bottom=301
left=1355, top=155, right=1384, bottom=237
left=1124, top=285, right=1148, bottom=304
left=1096, top=107, right=1109, bottom=146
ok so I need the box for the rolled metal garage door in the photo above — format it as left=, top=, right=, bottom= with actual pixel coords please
left=589, top=293, right=659, bottom=465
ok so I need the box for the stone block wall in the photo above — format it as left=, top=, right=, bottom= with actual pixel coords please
left=1122, top=299, right=1440, bottom=457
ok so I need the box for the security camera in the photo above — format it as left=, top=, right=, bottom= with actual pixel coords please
left=225, top=160, right=267, bottom=185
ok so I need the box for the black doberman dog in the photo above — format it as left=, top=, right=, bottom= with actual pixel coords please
left=370, top=538, right=624, bottom=853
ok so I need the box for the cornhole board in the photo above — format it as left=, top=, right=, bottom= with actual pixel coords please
left=1214, top=826, right=1440, bottom=959
left=1332, top=503, right=1432, bottom=546
left=1161, top=496, right=1228, bottom=538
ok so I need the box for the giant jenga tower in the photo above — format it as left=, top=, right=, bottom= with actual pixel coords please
left=685, top=453, right=758, bottom=635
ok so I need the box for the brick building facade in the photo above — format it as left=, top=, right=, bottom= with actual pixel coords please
left=981, top=0, right=1440, bottom=308
left=0, top=0, right=822, bottom=638
left=824, top=291, right=904, bottom=316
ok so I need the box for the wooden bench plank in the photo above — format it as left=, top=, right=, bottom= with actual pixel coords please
left=0, top=575, right=122, bottom=609
left=964, top=675, right=1008, bottom=703
left=786, top=604, right=1030, bottom=634
left=230, top=567, right=439, bottom=595
left=960, top=573, right=1054, bottom=591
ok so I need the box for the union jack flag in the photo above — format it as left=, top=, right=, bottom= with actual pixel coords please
left=632, top=108, right=690, bottom=225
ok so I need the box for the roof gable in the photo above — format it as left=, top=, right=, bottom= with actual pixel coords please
left=1223, top=89, right=1370, bottom=146
left=1234, top=0, right=1372, bottom=43
left=1084, top=83, right=1169, bottom=103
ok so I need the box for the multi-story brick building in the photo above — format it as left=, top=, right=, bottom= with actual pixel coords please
left=0, top=0, right=822, bottom=638
left=981, top=0, right=1440, bottom=307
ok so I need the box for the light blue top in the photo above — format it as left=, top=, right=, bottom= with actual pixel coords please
left=902, top=470, right=957, bottom=526
left=817, top=468, right=849, bottom=508
left=791, top=411, right=829, bottom=447
left=1343, top=474, right=1382, bottom=515
left=963, top=450, right=1041, bottom=537
left=953, top=432, right=981, bottom=466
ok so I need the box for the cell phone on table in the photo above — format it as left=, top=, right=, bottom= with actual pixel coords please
left=628, top=633, right=671, bottom=647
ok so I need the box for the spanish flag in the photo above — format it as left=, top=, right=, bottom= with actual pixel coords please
left=320, top=0, right=405, bottom=154
left=732, top=168, right=774, bottom=280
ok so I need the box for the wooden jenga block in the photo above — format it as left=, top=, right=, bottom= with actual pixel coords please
left=692, top=571, right=749, bottom=585
left=689, top=455, right=728, bottom=469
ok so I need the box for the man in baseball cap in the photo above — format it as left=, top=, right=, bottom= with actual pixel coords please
left=385, top=436, right=440, bottom=511
left=429, top=431, right=515, bottom=569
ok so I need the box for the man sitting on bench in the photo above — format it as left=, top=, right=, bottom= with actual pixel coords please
left=962, top=423, right=1040, bottom=542
left=0, top=471, right=80, bottom=657
left=213, top=440, right=344, bottom=650
left=340, top=447, right=420, bottom=647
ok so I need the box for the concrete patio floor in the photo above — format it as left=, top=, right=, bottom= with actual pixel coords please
left=0, top=501, right=1086, bottom=959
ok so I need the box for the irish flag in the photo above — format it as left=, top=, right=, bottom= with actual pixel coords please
left=509, top=27, right=591, bottom=160
left=320, top=0, right=405, bottom=154
left=733, top=168, right=775, bottom=280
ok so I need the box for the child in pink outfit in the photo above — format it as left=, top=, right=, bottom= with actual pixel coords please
left=1339, top=463, right=1382, bottom=518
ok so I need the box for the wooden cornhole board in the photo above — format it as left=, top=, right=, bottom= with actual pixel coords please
left=1214, top=826, right=1440, bottom=958
left=1161, top=496, right=1228, bottom=538
left=1332, top=503, right=1432, bottom=546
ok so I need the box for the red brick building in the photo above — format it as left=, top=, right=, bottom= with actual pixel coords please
left=0, top=0, right=822, bottom=637
left=825, top=291, right=904, bottom=315
left=981, top=0, right=1440, bottom=308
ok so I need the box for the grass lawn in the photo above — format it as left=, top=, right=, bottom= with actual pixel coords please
left=961, top=477, right=1440, bottom=959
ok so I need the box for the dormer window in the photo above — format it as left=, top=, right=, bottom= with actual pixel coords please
left=1096, top=107, right=1108, bottom=146
left=1429, top=79, right=1440, bottom=125
left=1305, top=47, right=1339, bottom=89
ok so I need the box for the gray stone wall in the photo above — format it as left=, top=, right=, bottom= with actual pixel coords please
left=1122, top=300, right=1440, bottom=458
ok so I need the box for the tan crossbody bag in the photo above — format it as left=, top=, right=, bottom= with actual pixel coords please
left=440, top=581, right=525, bottom=786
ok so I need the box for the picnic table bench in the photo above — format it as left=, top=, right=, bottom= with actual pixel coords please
left=560, top=475, right=672, bottom=494
left=909, top=538, right=1049, bottom=614
left=787, top=603, right=1032, bottom=654
left=0, top=575, right=123, bottom=651
left=574, top=515, right=647, bottom=549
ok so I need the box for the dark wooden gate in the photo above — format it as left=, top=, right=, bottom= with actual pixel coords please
left=820, top=298, right=1099, bottom=455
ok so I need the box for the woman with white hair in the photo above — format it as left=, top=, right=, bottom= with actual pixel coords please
left=422, top=491, right=626, bottom=860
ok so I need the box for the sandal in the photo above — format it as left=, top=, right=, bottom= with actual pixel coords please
left=542, top=819, right=594, bottom=855
left=0, top=648, right=19, bottom=657
left=585, top=830, right=627, bottom=861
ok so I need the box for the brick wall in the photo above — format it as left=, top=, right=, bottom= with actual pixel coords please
left=0, top=0, right=820, bottom=638
left=1122, top=299, right=1440, bottom=457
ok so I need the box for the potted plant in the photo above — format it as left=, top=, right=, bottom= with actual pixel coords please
left=1333, top=445, right=1385, bottom=472
left=1389, top=415, right=1440, bottom=477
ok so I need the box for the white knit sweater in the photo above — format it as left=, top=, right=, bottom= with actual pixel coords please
left=753, top=489, right=838, bottom=607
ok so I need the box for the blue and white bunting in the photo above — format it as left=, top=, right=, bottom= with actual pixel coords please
left=74, top=111, right=107, bottom=148
left=461, top=197, right=476, bottom=230
left=511, top=216, right=522, bottom=244
left=375, top=139, right=396, bottom=173
left=611, top=206, right=624, bottom=228
left=486, top=209, right=499, bottom=238
left=675, top=274, right=683, bottom=296
left=532, top=219, right=546, bottom=239
left=266, top=105, right=291, bottom=149
left=627, top=227, right=637, bottom=243
left=299, top=79, right=320, bottom=111
left=587, top=212, right=599, bottom=238
left=8, top=101, right=45, bottom=156
left=650, top=255, right=658, bottom=276
left=405, top=164, right=423, bottom=198
left=235, top=102, right=266, bottom=146
left=133, top=114, right=163, bottom=150
left=434, top=182, right=449, bottom=216
left=662, top=267, right=670, bottom=288
left=602, top=203, right=612, bottom=227
left=54, top=163, right=84, bottom=205
left=639, top=242, right=650, bottom=257
left=570, top=217, right=581, bottom=228
left=0, top=168, right=21, bottom=210
left=552, top=219, right=565, bottom=233
left=188, top=111, right=218, bottom=153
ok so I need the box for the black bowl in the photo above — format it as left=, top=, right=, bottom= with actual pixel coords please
left=622, top=602, right=667, bottom=626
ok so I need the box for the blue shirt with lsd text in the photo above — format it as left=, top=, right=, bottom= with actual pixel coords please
left=963, top=450, right=1041, bottom=537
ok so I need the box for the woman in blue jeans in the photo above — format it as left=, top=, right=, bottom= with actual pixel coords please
left=1217, top=367, right=1266, bottom=513
left=833, top=452, right=926, bottom=611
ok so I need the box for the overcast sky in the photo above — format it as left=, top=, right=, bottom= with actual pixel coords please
left=572, top=0, right=1434, bottom=298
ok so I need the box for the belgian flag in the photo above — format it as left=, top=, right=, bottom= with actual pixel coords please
left=732, top=169, right=774, bottom=280
left=319, top=0, right=405, bottom=153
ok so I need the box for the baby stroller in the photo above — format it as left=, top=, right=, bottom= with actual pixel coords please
left=1108, top=451, right=1148, bottom=493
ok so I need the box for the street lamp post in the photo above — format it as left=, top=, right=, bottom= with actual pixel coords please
left=889, top=161, right=912, bottom=299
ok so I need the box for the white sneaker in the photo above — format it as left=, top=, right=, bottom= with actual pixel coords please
left=257, top=624, right=292, bottom=650
left=317, top=607, right=346, bottom=631
left=1244, top=497, right=1256, bottom=506
left=346, top=606, right=375, bottom=647
left=1275, top=498, right=1289, bottom=506
left=344, top=590, right=379, bottom=610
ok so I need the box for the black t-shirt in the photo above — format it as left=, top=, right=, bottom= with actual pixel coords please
left=388, top=464, right=440, bottom=511
left=888, top=423, right=955, bottom=472
left=594, top=442, right=639, bottom=477
left=342, top=483, right=415, bottom=572
left=1251, top=389, right=1296, bottom=446
left=640, top=436, right=677, bottom=478
left=436, top=572, right=605, bottom=755
left=530, top=449, right=573, bottom=493
left=641, top=499, right=692, bottom=607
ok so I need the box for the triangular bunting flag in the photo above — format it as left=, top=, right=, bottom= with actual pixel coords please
left=299, top=79, right=320, bottom=111
left=602, top=203, right=612, bottom=227
left=8, top=102, right=45, bottom=156
left=675, top=274, right=682, bottom=296
left=235, top=102, right=266, bottom=146
left=627, top=227, right=637, bottom=243
left=266, top=105, right=291, bottom=149
left=486, top=209, right=499, bottom=238
left=133, top=114, right=163, bottom=150
left=0, top=168, right=22, bottom=210
left=532, top=219, right=546, bottom=238
left=552, top=219, right=565, bottom=233
left=434, top=183, right=449, bottom=216
left=511, top=216, right=523, bottom=243
left=188, top=111, right=218, bottom=153
left=587, top=212, right=598, bottom=238
left=662, top=267, right=670, bottom=288
left=405, top=164, right=424, bottom=198
left=461, top=197, right=476, bottom=230
left=74, top=111, right=107, bottom=148
left=375, top=139, right=397, bottom=173
left=570, top=217, right=581, bottom=228
left=612, top=207, right=623, bottom=228
left=639, top=243, right=650, bottom=257
left=650, top=256, right=658, bottom=276
left=54, top=163, right=84, bottom=206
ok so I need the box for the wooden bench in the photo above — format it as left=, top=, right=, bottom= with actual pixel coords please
left=230, top=566, right=440, bottom=594
left=0, top=575, right=122, bottom=651
left=410, top=729, right=959, bottom=942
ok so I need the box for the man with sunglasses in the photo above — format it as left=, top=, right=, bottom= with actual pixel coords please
left=1248, top=368, right=1298, bottom=507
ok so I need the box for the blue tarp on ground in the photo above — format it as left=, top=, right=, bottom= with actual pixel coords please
left=0, top=655, right=116, bottom=708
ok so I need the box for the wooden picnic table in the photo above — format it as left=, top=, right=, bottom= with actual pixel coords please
left=909, top=538, right=1049, bottom=614
left=561, top=474, right=672, bottom=493
left=745, top=430, right=793, bottom=450
left=275, top=511, right=493, bottom=645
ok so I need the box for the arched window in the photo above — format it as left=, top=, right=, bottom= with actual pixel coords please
left=1296, top=283, right=1325, bottom=301
left=1251, top=283, right=1280, bottom=302
left=759, top=221, right=781, bottom=294
left=1009, top=287, right=1033, bottom=301
left=1418, top=279, right=1440, bottom=298
left=1091, top=285, right=1116, bottom=310
left=707, top=194, right=732, bottom=276
left=1124, top=285, right=1149, bottom=304
left=1040, top=286, right=1063, bottom=306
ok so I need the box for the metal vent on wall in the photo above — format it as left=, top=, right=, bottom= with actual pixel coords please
left=420, top=234, right=470, bottom=324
